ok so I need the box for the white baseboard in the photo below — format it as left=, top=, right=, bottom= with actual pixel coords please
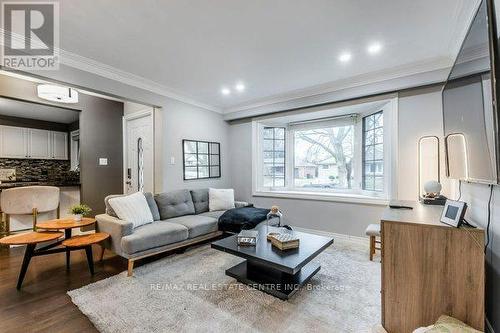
left=486, top=318, right=495, bottom=333
left=291, top=226, right=368, bottom=246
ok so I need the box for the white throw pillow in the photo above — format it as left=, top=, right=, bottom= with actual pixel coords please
left=209, top=188, right=235, bottom=211
left=108, top=192, right=153, bottom=228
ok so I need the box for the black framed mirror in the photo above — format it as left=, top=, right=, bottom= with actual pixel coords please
left=182, top=139, right=221, bottom=180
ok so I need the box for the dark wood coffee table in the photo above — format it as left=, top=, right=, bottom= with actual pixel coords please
left=211, top=224, right=333, bottom=300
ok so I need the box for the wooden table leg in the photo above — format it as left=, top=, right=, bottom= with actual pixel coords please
left=369, top=235, right=375, bottom=261
left=85, top=245, right=94, bottom=275
left=64, top=229, right=72, bottom=270
left=17, top=243, right=36, bottom=290
left=99, top=245, right=105, bottom=262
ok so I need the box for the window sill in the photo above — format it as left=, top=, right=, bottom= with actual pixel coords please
left=252, top=190, right=389, bottom=206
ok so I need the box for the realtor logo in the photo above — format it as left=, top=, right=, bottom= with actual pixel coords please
left=1, top=1, right=59, bottom=70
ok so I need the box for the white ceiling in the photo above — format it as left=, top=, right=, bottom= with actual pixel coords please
left=57, top=0, right=479, bottom=112
left=0, top=97, right=80, bottom=123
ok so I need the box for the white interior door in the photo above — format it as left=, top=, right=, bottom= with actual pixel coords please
left=124, top=110, right=154, bottom=194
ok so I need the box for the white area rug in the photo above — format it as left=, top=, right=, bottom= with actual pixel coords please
left=68, top=238, right=381, bottom=333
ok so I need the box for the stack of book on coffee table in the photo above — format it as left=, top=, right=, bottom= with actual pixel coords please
left=269, top=233, right=300, bottom=250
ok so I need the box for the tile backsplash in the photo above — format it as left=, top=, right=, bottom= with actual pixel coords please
left=0, top=158, right=79, bottom=183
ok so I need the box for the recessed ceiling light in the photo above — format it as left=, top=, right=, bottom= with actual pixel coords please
left=235, top=83, right=245, bottom=92
left=339, top=52, right=352, bottom=63
left=221, top=88, right=231, bottom=96
left=367, top=42, right=382, bottom=54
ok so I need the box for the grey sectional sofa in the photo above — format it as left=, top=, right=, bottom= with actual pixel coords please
left=96, top=188, right=248, bottom=276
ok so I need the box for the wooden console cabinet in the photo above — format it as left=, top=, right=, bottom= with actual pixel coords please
left=381, top=201, right=484, bottom=333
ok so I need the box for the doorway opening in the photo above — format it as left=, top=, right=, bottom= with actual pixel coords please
left=123, top=102, right=155, bottom=194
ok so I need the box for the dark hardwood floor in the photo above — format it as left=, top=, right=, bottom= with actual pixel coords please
left=0, top=244, right=125, bottom=333
left=0, top=236, right=221, bottom=333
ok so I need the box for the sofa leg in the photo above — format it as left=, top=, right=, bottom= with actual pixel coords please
left=127, top=260, right=134, bottom=277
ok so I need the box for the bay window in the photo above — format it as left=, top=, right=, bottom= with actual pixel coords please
left=362, top=111, right=384, bottom=192
left=292, top=116, right=356, bottom=191
left=253, top=99, right=395, bottom=202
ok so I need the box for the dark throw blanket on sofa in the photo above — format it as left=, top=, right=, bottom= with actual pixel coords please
left=218, top=207, right=270, bottom=233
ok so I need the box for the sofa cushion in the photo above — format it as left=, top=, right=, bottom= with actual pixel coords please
left=121, top=221, right=188, bottom=254
left=190, top=189, right=209, bottom=214
left=198, top=210, right=226, bottom=220
left=155, top=190, right=195, bottom=220
left=144, top=192, right=161, bottom=221
left=108, top=192, right=153, bottom=229
left=105, top=192, right=159, bottom=220
left=167, top=215, right=218, bottom=238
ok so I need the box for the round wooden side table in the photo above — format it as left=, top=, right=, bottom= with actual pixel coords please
left=62, top=232, right=110, bottom=275
left=36, top=217, right=96, bottom=231
left=36, top=217, right=97, bottom=269
left=0, top=231, right=64, bottom=289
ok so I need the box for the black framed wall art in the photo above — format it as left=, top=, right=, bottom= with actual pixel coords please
left=183, top=139, right=221, bottom=180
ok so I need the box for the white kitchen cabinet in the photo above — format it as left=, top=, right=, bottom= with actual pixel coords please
left=51, top=131, right=68, bottom=160
left=0, top=126, right=28, bottom=158
left=29, top=128, right=51, bottom=159
left=0, top=125, right=68, bottom=160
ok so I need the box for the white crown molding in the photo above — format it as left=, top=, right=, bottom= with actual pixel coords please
left=0, top=28, right=222, bottom=113
left=224, top=56, right=452, bottom=115
left=458, top=43, right=489, bottom=65
left=58, top=49, right=222, bottom=113
left=447, top=0, right=482, bottom=63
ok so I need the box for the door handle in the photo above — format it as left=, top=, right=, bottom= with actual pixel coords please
left=126, top=181, right=132, bottom=185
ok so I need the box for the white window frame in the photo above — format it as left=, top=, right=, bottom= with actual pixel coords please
left=252, top=97, right=398, bottom=205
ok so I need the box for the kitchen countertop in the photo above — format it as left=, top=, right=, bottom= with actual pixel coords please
left=0, top=182, right=81, bottom=190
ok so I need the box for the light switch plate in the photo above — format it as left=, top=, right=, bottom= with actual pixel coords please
left=170, top=156, right=175, bottom=165
left=99, top=158, right=108, bottom=166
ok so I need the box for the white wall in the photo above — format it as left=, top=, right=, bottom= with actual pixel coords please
left=124, top=101, right=151, bottom=115
left=397, top=85, right=452, bottom=200
left=161, top=98, right=231, bottom=191
left=228, top=85, right=449, bottom=237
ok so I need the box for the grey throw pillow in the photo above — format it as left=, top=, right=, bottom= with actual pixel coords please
left=104, top=194, right=123, bottom=218
left=144, top=192, right=161, bottom=221
left=190, top=188, right=209, bottom=214
left=155, top=189, right=195, bottom=220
